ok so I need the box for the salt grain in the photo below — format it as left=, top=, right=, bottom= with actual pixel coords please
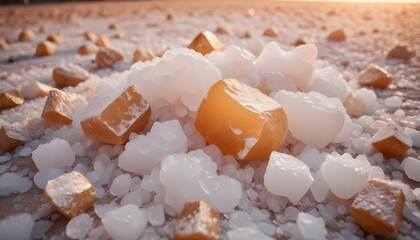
left=66, top=213, right=93, bottom=239
left=102, top=204, right=147, bottom=240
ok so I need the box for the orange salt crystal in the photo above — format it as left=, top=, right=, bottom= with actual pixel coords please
left=214, top=26, right=230, bottom=35
left=18, top=29, right=34, bottom=42
left=175, top=201, right=220, bottom=240
left=371, top=121, right=412, bottom=158
left=52, top=64, right=90, bottom=88
left=83, top=31, right=97, bottom=42
left=195, top=78, right=288, bottom=161
left=0, top=125, right=26, bottom=152
left=95, top=35, right=110, bottom=47
left=21, top=81, right=53, bottom=99
left=358, top=65, right=392, bottom=89
left=78, top=44, right=98, bottom=55
left=351, top=178, right=405, bottom=238
left=35, top=41, right=56, bottom=57
left=46, top=34, right=64, bottom=44
left=187, top=31, right=224, bottom=55
left=42, top=89, right=86, bottom=125
left=108, top=23, right=119, bottom=30
left=343, top=92, right=364, bottom=118
left=132, top=49, right=156, bottom=63
left=0, top=39, right=8, bottom=49
left=96, top=47, right=124, bottom=68
left=0, top=89, right=24, bottom=109
left=81, top=84, right=151, bottom=145
left=45, top=171, right=96, bottom=219
left=263, top=27, right=279, bottom=37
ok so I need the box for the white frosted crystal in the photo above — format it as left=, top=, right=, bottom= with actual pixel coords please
left=121, top=190, right=143, bottom=207
left=160, top=150, right=241, bottom=213
left=126, top=48, right=221, bottom=111
left=32, top=138, right=75, bottom=170
left=34, top=168, right=65, bottom=189
left=355, top=88, right=377, bottom=115
left=0, top=172, right=32, bottom=196
left=66, top=213, right=93, bottom=239
left=228, top=211, right=252, bottom=228
left=227, top=224, right=273, bottom=240
left=102, top=204, right=147, bottom=240
left=384, top=96, right=402, bottom=108
left=262, top=72, right=297, bottom=93
left=320, top=153, right=371, bottom=199
left=297, top=212, right=327, bottom=240
left=306, top=66, right=350, bottom=101
left=310, top=171, right=329, bottom=202
left=298, top=147, right=327, bottom=171
left=369, top=166, right=386, bottom=180
left=119, top=120, right=188, bottom=176
left=264, top=152, right=314, bottom=203
left=110, top=174, right=132, bottom=198
left=19, top=147, right=32, bottom=157
left=0, top=213, right=34, bottom=240
left=401, top=157, right=420, bottom=182
left=257, top=42, right=317, bottom=90
left=147, top=204, right=164, bottom=226
left=284, top=206, right=301, bottom=221
left=273, top=90, right=345, bottom=148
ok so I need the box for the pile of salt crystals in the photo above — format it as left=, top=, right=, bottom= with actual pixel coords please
left=0, top=32, right=420, bottom=240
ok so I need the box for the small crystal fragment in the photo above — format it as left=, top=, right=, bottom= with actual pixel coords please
left=358, top=65, right=392, bottom=89
left=18, top=29, right=34, bottom=42
left=187, top=31, right=224, bottom=55
left=0, top=125, right=26, bottom=152
left=263, top=27, right=279, bottom=37
left=42, top=89, right=87, bottom=125
left=84, top=31, right=97, bottom=42
left=95, top=35, right=110, bottom=47
left=21, top=81, right=53, bottom=99
left=371, top=121, right=412, bottom=158
left=95, top=47, right=124, bottom=68
left=53, top=64, right=90, bottom=88
left=132, top=49, right=156, bottom=63
left=174, top=201, right=220, bottom=240
left=387, top=44, right=415, bottom=60
left=79, top=44, right=98, bottom=55
left=35, top=41, right=56, bottom=57
left=44, top=171, right=96, bottom=218
left=46, top=34, right=64, bottom=44
left=327, top=29, right=346, bottom=41
left=0, top=89, right=24, bottom=109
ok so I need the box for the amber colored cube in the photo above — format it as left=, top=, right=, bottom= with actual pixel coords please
left=46, top=34, right=64, bottom=44
left=358, top=65, right=392, bottom=89
left=351, top=178, right=405, bottom=238
left=79, top=44, right=98, bottom=55
left=42, top=89, right=86, bottom=125
left=0, top=90, right=24, bottom=109
left=187, top=31, right=224, bottom=55
left=35, top=41, right=56, bottom=57
left=81, top=84, right=151, bottom=145
left=195, top=79, right=288, bottom=161
left=52, top=64, right=90, bottom=88
left=132, top=49, right=156, bottom=63
left=21, top=81, right=53, bottom=99
left=95, top=36, right=110, bottom=47
left=83, top=31, right=97, bottom=42
left=0, top=125, right=26, bottom=151
left=387, top=44, right=415, bottom=60
left=371, top=121, right=412, bottom=158
left=175, top=201, right=220, bottom=240
left=44, top=171, right=96, bottom=219
left=96, top=47, right=124, bottom=68
left=263, top=27, right=279, bottom=37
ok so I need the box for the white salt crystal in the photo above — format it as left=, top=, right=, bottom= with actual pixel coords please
left=394, top=109, right=405, bottom=117
left=147, top=204, right=164, bottom=226
left=404, top=128, right=420, bottom=148
left=257, top=222, right=276, bottom=237
left=317, top=204, right=337, bottom=224
left=33, top=204, right=55, bottom=220
left=227, top=224, right=273, bottom=240
left=264, top=152, right=313, bottom=203
left=33, top=168, right=65, bottom=189
left=298, top=147, right=327, bottom=171
left=119, top=120, right=188, bottom=175
left=31, top=220, right=53, bottom=239
left=32, top=138, right=75, bottom=170
left=285, top=222, right=305, bottom=239
left=261, top=72, right=297, bottom=93
left=297, top=212, right=327, bottom=240
left=273, top=90, right=345, bottom=149
left=66, top=213, right=93, bottom=239
left=19, top=147, right=32, bottom=157
left=355, top=88, right=377, bottom=115
left=127, top=48, right=221, bottom=111
left=121, top=190, right=143, bottom=207
left=110, top=174, right=132, bottom=198
left=306, top=66, right=350, bottom=101
left=102, top=204, right=147, bottom=240
left=401, top=157, right=420, bottom=182
left=71, top=142, right=85, bottom=157
left=0, top=213, right=34, bottom=240
left=284, top=206, right=301, bottom=221
left=0, top=153, right=11, bottom=163
left=0, top=172, right=32, bottom=196
left=257, top=42, right=317, bottom=90
left=310, top=171, right=329, bottom=203
left=384, top=96, right=402, bottom=108
left=228, top=211, right=252, bottom=228
left=94, top=202, right=119, bottom=219
left=369, top=166, right=385, bottom=180
left=337, top=205, right=347, bottom=215
left=320, top=153, right=371, bottom=199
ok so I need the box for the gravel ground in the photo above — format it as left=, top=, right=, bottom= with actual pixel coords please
left=0, top=1, right=419, bottom=239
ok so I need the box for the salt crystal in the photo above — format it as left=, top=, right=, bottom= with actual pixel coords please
left=401, top=157, right=420, bottom=182
left=273, top=90, right=345, bottom=149
left=264, top=152, right=313, bottom=203
left=261, top=72, right=297, bottom=93
left=94, top=202, right=119, bottom=219
left=320, top=153, right=371, bottom=199
left=33, top=204, right=55, bottom=220
left=31, top=220, right=53, bottom=239
left=257, top=42, right=317, bottom=90
left=306, top=66, right=350, bottom=101
left=119, top=120, right=188, bottom=175
left=257, top=222, right=276, bottom=237
left=66, top=213, right=93, bottom=239
left=102, top=205, right=147, bottom=240
left=32, top=138, right=75, bottom=170
left=298, top=147, right=327, bottom=171
left=284, top=206, right=301, bottom=221
left=297, top=212, right=327, bottom=240
left=227, top=224, right=273, bottom=240
left=284, top=222, right=305, bottom=239
left=384, top=96, right=402, bottom=109
left=0, top=213, right=34, bottom=240
left=110, top=173, right=132, bottom=198
left=34, top=168, right=65, bottom=189
left=355, top=88, right=377, bottom=115
left=147, top=204, right=165, bottom=226
left=0, top=153, right=11, bottom=163
left=369, top=166, right=385, bottom=180
left=228, top=211, right=252, bottom=228
left=19, top=146, right=32, bottom=157
left=310, top=171, right=329, bottom=203
left=0, top=172, right=32, bottom=196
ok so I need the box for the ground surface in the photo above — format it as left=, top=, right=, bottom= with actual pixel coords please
left=0, top=1, right=419, bottom=239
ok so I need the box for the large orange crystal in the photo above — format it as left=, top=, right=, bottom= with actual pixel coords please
left=0, top=125, right=26, bottom=152
left=351, top=178, right=405, bottom=238
left=371, top=121, right=412, bottom=158
left=80, top=84, right=151, bottom=145
left=175, top=201, right=220, bottom=240
left=195, top=78, right=288, bottom=161
left=187, top=31, right=224, bottom=55
left=42, top=89, right=86, bottom=125
left=0, top=90, right=24, bottom=109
